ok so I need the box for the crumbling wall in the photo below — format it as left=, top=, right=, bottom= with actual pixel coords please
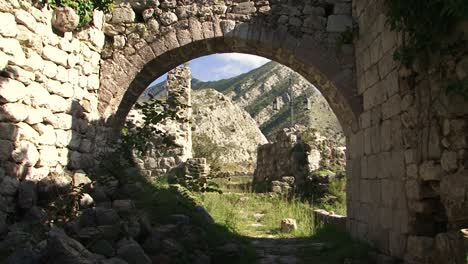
left=253, top=127, right=346, bottom=190
left=126, top=66, right=192, bottom=177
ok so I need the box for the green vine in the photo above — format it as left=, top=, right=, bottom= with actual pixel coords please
left=384, top=0, right=468, bottom=66
left=45, top=0, right=114, bottom=27
left=120, top=88, right=190, bottom=158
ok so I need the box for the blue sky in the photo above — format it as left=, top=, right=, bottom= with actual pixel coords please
left=150, top=53, right=270, bottom=86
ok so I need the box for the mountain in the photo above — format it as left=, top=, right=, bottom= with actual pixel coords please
left=144, top=61, right=343, bottom=140
left=191, top=89, right=268, bottom=174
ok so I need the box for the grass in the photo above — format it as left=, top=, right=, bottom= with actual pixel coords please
left=196, top=192, right=314, bottom=238
left=193, top=177, right=373, bottom=264
left=101, top=158, right=370, bottom=264
left=316, top=177, right=347, bottom=216
left=107, top=172, right=258, bottom=264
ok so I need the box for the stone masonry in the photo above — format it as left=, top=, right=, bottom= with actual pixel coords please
left=0, top=0, right=467, bottom=262
left=126, top=66, right=192, bottom=178
left=254, top=127, right=345, bottom=189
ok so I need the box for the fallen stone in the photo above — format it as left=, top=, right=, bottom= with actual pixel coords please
left=112, top=200, right=135, bottom=215
left=80, top=193, right=94, bottom=208
left=117, top=239, right=151, bottom=264
left=95, top=207, right=120, bottom=225
left=45, top=230, right=95, bottom=264
left=112, top=7, right=135, bottom=24
left=51, top=7, right=80, bottom=33
left=280, top=218, right=297, bottom=233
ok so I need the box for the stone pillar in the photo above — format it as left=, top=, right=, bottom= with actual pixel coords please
left=165, top=65, right=192, bottom=162
left=128, top=65, right=193, bottom=178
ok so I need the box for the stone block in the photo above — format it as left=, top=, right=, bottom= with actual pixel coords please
left=419, top=161, right=442, bottom=181
left=380, top=119, right=392, bottom=151
left=381, top=179, right=394, bottom=207
left=407, top=236, right=434, bottom=259
left=441, top=150, right=458, bottom=172
left=334, top=3, right=351, bottom=15
left=360, top=180, right=372, bottom=203
left=367, top=154, right=380, bottom=179
left=43, top=45, right=69, bottom=67
left=12, top=140, right=39, bottom=166
left=382, top=94, right=401, bottom=120
left=112, top=7, right=135, bottom=24
left=327, top=15, right=353, bottom=32
left=14, top=9, right=37, bottom=32
left=0, top=12, right=17, bottom=37
left=0, top=102, right=30, bottom=122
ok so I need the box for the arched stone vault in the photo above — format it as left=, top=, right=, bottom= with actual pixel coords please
left=97, top=4, right=360, bottom=138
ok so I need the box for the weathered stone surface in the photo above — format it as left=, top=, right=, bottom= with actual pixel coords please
left=0, top=77, right=27, bottom=103
left=14, top=9, right=36, bottom=32
left=327, top=15, right=352, bottom=32
left=12, top=141, right=39, bottom=166
left=407, top=236, right=434, bottom=259
left=117, top=239, right=151, bottom=264
left=0, top=176, right=19, bottom=196
left=45, top=231, right=95, bottom=263
left=51, top=7, right=79, bottom=33
left=112, top=7, right=135, bottom=24
left=232, top=2, right=256, bottom=14
left=419, top=161, right=442, bottom=181
left=0, top=139, right=13, bottom=161
left=1, top=103, right=30, bottom=122
left=43, top=45, right=69, bottom=67
left=280, top=218, right=297, bottom=233
left=160, top=11, right=178, bottom=26
left=0, top=12, right=17, bottom=37
left=95, top=208, right=120, bottom=225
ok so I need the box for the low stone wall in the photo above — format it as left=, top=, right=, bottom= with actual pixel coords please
left=253, top=127, right=345, bottom=188
left=313, top=209, right=347, bottom=233
left=126, top=66, right=192, bottom=178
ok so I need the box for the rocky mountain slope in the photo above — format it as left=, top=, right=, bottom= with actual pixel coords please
left=191, top=89, right=268, bottom=174
left=146, top=61, right=343, bottom=140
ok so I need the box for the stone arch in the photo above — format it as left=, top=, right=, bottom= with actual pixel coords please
left=98, top=12, right=360, bottom=139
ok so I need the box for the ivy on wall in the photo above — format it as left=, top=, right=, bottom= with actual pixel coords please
left=44, top=0, right=113, bottom=27
left=384, top=0, right=468, bottom=66
left=120, top=90, right=190, bottom=158
left=384, top=0, right=468, bottom=98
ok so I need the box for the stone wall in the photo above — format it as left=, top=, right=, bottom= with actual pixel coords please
left=0, top=0, right=466, bottom=262
left=0, top=2, right=104, bottom=181
left=126, top=66, right=192, bottom=178
left=254, top=127, right=345, bottom=188
left=348, top=0, right=468, bottom=262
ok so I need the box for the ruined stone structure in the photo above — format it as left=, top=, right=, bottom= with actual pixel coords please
left=254, top=127, right=345, bottom=189
left=126, top=66, right=192, bottom=177
left=192, top=89, right=268, bottom=175
left=1, top=0, right=467, bottom=262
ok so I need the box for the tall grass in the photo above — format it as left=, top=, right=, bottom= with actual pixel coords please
left=196, top=192, right=314, bottom=238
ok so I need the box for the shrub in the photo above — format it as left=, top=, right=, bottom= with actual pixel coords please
left=44, top=0, right=114, bottom=27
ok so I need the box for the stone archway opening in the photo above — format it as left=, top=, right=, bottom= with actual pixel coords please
left=95, top=4, right=364, bottom=258
left=120, top=53, right=354, bottom=262
left=126, top=52, right=348, bottom=201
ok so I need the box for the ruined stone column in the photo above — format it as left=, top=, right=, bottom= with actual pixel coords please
left=165, top=65, right=193, bottom=162
left=127, top=65, right=193, bottom=178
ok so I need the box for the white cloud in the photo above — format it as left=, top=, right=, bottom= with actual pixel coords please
left=210, top=53, right=270, bottom=79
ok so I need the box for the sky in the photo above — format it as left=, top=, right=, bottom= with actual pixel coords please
left=150, top=53, right=270, bottom=86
